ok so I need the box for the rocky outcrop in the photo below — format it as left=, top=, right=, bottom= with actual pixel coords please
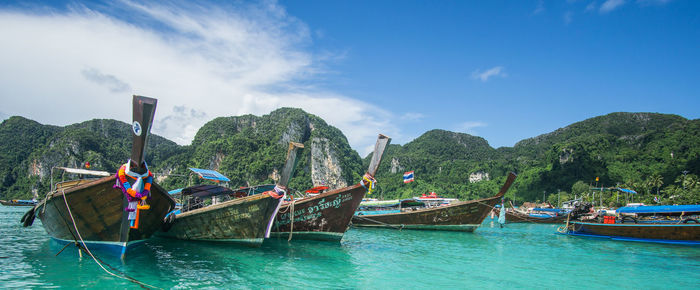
left=279, top=116, right=310, bottom=146
left=559, top=148, right=573, bottom=164
left=469, top=171, right=490, bottom=183
left=390, top=157, right=403, bottom=174
left=209, top=152, right=225, bottom=171
left=310, top=137, right=347, bottom=189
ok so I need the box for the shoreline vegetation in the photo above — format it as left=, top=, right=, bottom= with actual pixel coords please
left=1, top=110, right=698, bottom=205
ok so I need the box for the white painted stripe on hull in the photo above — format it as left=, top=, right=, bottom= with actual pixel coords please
left=51, top=237, right=146, bottom=248
left=51, top=237, right=146, bottom=258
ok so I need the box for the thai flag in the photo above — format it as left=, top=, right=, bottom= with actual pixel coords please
left=403, top=171, right=415, bottom=183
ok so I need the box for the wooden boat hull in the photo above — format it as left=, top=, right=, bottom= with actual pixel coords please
left=494, top=208, right=569, bottom=224
left=565, top=221, right=700, bottom=245
left=35, top=176, right=175, bottom=258
left=156, top=193, right=282, bottom=247
left=271, top=183, right=367, bottom=241
left=352, top=195, right=500, bottom=232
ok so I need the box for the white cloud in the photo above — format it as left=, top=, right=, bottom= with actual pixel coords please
left=533, top=0, right=545, bottom=15
left=600, top=0, right=626, bottom=13
left=400, top=112, right=425, bottom=121
left=0, top=1, right=399, bottom=156
left=471, top=66, right=507, bottom=82
left=456, top=121, right=487, bottom=136
left=585, top=2, right=597, bottom=12
left=81, top=68, right=132, bottom=93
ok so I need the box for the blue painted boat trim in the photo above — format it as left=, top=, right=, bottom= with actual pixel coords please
left=573, top=221, right=700, bottom=227
left=559, top=231, right=700, bottom=246
left=616, top=204, right=700, bottom=214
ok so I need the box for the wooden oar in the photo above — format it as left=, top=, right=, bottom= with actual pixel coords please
left=366, top=134, right=391, bottom=177
left=129, top=95, right=157, bottom=169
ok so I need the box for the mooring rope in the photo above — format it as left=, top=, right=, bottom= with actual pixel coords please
left=352, top=215, right=403, bottom=230
left=60, top=189, right=161, bottom=290
left=55, top=241, right=73, bottom=257
left=557, top=212, right=572, bottom=234
left=288, top=197, right=295, bottom=242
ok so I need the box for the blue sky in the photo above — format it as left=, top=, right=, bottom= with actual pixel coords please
left=1, top=0, right=698, bottom=154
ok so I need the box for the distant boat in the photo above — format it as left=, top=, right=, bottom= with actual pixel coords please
left=1, top=199, right=37, bottom=206
left=156, top=142, right=304, bottom=246
left=21, top=96, right=176, bottom=259
left=560, top=204, right=700, bottom=245
left=270, top=134, right=391, bottom=241
left=493, top=202, right=570, bottom=224
left=352, top=172, right=517, bottom=232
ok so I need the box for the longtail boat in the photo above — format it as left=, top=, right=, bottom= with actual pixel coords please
left=21, top=96, right=175, bottom=258
left=493, top=202, right=569, bottom=224
left=270, top=134, right=391, bottom=241
left=352, top=172, right=517, bottom=231
left=1, top=199, right=37, bottom=206
left=156, top=142, right=304, bottom=246
left=559, top=204, right=700, bottom=245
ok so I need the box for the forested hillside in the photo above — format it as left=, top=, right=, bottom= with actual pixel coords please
left=154, top=108, right=364, bottom=193
left=2, top=111, right=698, bottom=206
left=0, top=108, right=364, bottom=200
left=369, top=113, right=700, bottom=206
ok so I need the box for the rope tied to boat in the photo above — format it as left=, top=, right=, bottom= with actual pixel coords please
left=288, top=195, right=295, bottom=242
left=352, top=215, right=403, bottom=230
left=59, top=188, right=162, bottom=290
left=361, top=173, right=377, bottom=194
left=557, top=212, right=572, bottom=234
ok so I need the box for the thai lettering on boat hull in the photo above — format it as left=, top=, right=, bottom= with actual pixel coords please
left=276, top=193, right=353, bottom=226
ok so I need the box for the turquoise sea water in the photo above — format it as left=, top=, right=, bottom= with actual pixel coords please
left=1, top=205, right=698, bottom=289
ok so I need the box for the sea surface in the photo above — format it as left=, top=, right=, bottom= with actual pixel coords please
left=1, top=205, right=698, bottom=289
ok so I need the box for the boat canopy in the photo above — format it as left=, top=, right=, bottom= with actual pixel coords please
left=400, top=199, right=425, bottom=207
left=181, top=184, right=275, bottom=198
left=56, top=167, right=111, bottom=177
left=168, top=188, right=183, bottom=195
left=616, top=205, right=700, bottom=214
left=182, top=184, right=234, bottom=198
left=616, top=188, right=637, bottom=194
left=591, top=187, right=637, bottom=194
left=189, top=168, right=230, bottom=182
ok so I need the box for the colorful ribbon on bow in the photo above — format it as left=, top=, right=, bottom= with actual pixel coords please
left=361, top=173, right=377, bottom=194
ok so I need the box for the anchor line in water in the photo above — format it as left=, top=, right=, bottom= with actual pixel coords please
left=60, top=189, right=161, bottom=290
